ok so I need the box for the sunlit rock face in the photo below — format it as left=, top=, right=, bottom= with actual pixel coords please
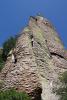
left=0, top=15, right=67, bottom=100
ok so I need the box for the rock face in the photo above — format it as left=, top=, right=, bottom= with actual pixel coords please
left=0, top=15, right=67, bottom=100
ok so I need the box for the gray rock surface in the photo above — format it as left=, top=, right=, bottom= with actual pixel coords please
left=0, top=15, right=67, bottom=100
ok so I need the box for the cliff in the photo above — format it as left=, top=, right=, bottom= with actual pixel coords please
left=0, top=15, right=67, bottom=100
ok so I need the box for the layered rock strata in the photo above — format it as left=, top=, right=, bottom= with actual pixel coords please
left=0, top=15, right=67, bottom=100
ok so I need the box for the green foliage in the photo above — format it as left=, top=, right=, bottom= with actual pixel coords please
left=0, top=80, right=4, bottom=89
left=2, top=37, right=17, bottom=61
left=57, top=71, right=67, bottom=100
left=0, top=50, right=5, bottom=71
left=0, top=36, right=17, bottom=71
left=0, top=89, right=31, bottom=100
left=59, top=71, right=67, bottom=84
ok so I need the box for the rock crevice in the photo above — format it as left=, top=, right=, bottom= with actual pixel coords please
left=0, top=15, right=67, bottom=100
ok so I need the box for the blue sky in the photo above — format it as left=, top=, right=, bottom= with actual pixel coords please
left=0, top=0, right=67, bottom=48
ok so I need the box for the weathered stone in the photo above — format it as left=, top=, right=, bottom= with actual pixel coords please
left=0, top=15, right=67, bottom=100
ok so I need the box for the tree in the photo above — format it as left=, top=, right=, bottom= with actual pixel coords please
left=0, top=49, right=4, bottom=71
left=2, top=37, right=17, bottom=61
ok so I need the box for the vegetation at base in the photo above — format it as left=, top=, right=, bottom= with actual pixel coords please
left=56, top=71, right=67, bottom=100
left=0, top=89, right=31, bottom=100
left=0, top=36, right=17, bottom=71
